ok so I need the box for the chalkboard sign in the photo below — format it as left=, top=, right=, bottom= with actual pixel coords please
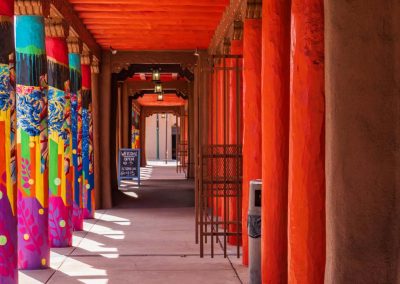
left=118, top=148, right=140, bottom=186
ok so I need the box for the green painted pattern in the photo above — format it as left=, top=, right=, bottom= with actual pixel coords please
left=49, top=138, right=58, bottom=196
left=15, top=45, right=45, bottom=55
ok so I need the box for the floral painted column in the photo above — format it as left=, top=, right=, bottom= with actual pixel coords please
left=0, top=0, right=18, bottom=281
left=67, top=37, right=83, bottom=231
left=15, top=0, right=50, bottom=269
left=81, top=52, right=95, bottom=219
left=45, top=18, right=73, bottom=247
left=90, top=59, right=100, bottom=210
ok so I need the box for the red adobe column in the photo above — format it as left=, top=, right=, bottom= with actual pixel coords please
left=217, top=55, right=225, bottom=218
left=228, top=28, right=243, bottom=246
left=261, top=0, right=291, bottom=281
left=227, top=36, right=243, bottom=144
left=242, top=8, right=262, bottom=265
left=288, top=0, right=325, bottom=283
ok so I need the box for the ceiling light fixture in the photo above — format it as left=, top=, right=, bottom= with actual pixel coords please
left=110, top=46, right=117, bottom=55
left=154, top=83, right=163, bottom=94
left=152, top=69, right=161, bottom=82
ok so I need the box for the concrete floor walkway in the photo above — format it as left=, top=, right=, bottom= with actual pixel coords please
left=19, top=164, right=248, bottom=283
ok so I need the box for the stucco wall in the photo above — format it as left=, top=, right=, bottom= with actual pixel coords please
left=325, top=0, right=400, bottom=282
left=145, top=114, right=177, bottom=161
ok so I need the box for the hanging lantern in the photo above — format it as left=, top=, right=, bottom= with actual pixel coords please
left=152, top=69, right=160, bottom=82
left=157, top=93, right=164, bottom=101
left=154, top=83, right=163, bottom=93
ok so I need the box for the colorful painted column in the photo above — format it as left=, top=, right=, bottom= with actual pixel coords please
left=67, top=37, right=83, bottom=231
left=288, top=0, right=325, bottom=282
left=241, top=3, right=262, bottom=266
left=45, top=18, right=73, bottom=248
left=227, top=31, right=243, bottom=246
left=0, top=1, right=18, bottom=281
left=15, top=0, right=50, bottom=269
left=81, top=52, right=95, bottom=219
left=91, top=59, right=100, bottom=210
left=261, top=0, right=291, bottom=281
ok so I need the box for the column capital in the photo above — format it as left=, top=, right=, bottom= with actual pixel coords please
left=15, top=0, right=49, bottom=16
left=91, top=58, right=100, bottom=74
left=223, top=37, right=231, bottom=55
left=232, top=20, right=243, bottom=41
left=67, top=36, right=82, bottom=54
left=81, top=51, right=92, bottom=65
left=0, top=15, right=12, bottom=23
left=246, top=0, right=262, bottom=19
left=45, top=17, right=69, bottom=38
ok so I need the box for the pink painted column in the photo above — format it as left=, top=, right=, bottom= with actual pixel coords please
left=0, top=0, right=18, bottom=282
left=288, top=0, right=325, bottom=282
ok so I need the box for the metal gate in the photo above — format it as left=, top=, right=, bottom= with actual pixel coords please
left=196, top=53, right=243, bottom=258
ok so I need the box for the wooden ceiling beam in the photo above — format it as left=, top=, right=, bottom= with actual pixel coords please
left=87, top=25, right=216, bottom=31
left=82, top=19, right=220, bottom=25
left=70, top=0, right=229, bottom=5
left=73, top=4, right=225, bottom=12
left=78, top=11, right=222, bottom=19
left=52, top=0, right=101, bottom=58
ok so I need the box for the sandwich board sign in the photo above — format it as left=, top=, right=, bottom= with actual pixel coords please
left=118, top=148, right=140, bottom=186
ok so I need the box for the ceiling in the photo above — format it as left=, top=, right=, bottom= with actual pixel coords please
left=136, top=94, right=186, bottom=107
left=68, top=0, right=229, bottom=51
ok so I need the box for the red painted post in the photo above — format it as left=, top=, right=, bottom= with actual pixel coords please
left=217, top=60, right=225, bottom=218
left=261, top=0, right=291, bottom=281
left=242, top=18, right=262, bottom=266
left=228, top=40, right=243, bottom=144
left=228, top=39, right=243, bottom=246
left=288, top=0, right=325, bottom=282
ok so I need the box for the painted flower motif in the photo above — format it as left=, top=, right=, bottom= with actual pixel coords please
left=16, top=86, right=46, bottom=137
left=0, top=65, right=12, bottom=111
left=48, top=87, right=65, bottom=135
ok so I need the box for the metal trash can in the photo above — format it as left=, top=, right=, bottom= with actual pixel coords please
left=248, top=179, right=262, bottom=284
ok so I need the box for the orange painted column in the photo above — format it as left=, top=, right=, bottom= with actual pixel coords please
left=217, top=60, right=225, bottom=218
left=228, top=40, right=243, bottom=144
left=228, top=40, right=243, bottom=245
left=242, top=18, right=262, bottom=265
left=288, top=0, right=325, bottom=283
left=261, top=0, right=291, bottom=281
left=210, top=68, right=218, bottom=214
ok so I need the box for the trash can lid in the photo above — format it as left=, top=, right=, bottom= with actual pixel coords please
left=250, top=179, right=262, bottom=185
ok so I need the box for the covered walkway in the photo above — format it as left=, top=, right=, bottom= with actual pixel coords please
left=1, top=0, right=399, bottom=283
left=19, top=165, right=247, bottom=284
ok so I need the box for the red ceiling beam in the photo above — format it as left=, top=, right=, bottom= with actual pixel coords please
left=87, top=25, right=217, bottom=31
left=78, top=11, right=222, bottom=19
left=70, top=0, right=229, bottom=5
left=73, top=4, right=226, bottom=12
left=83, top=19, right=220, bottom=25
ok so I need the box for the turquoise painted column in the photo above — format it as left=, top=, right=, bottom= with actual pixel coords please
left=67, top=37, right=83, bottom=231
left=15, top=0, right=50, bottom=269
left=0, top=0, right=18, bottom=282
